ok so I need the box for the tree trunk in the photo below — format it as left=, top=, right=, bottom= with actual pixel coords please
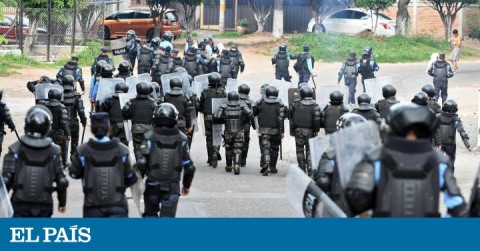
left=395, top=0, right=411, bottom=36
left=254, top=14, right=265, bottom=33
left=272, top=0, right=283, bottom=39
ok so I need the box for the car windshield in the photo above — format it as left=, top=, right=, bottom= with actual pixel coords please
left=0, top=17, right=12, bottom=26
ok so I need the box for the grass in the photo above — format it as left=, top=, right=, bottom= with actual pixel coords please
left=51, top=41, right=103, bottom=67
left=213, top=32, right=245, bottom=39
left=287, top=33, right=480, bottom=63
left=0, top=54, right=43, bottom=76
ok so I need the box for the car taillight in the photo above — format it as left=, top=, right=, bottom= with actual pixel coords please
left=380, top=23, right=390, bottom=30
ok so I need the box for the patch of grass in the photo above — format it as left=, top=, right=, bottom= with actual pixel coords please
left=287, top=33, right=480, bottom=63
left=52, top=41, right=103, bottom=67
left=0, top=54, right=43, bottom=76
left=213, top=32, right=245, bottom=39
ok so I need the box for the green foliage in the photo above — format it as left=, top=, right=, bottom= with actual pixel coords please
left=52, top=41, right=102, bottom=67
left=288, top=33, right=480, bottom=63
left=354, top=0, right=396, bottom=11
left=213, top=32, right=246, bottom=39
left=0, top=54, right=43, bottom=76
left=238, top=18, right=250, bottom=28
left=0, top=2, right=6, bottom=44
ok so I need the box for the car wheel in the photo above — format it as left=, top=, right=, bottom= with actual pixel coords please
left=312, top=23, right=326, bottom=33
left=100, top=26, right=110, bottom=40
left=146, top=29, right=154, bottom=42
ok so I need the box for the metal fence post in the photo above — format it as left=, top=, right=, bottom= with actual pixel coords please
left=19, top=0, right=24, bottom=55
left=71, top=0, right=77, bottom=54
left=47, top=0, right=51, bottom=61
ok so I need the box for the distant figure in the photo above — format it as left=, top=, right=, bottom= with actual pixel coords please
left=449, top=29, right=462, bottom=72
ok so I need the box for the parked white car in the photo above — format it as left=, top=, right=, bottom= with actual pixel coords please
left=307, top=8, right=396, bottom=37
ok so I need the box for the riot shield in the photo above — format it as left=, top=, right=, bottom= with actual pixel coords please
left=225, top=78, right=248, bottom=95
left=399, top=76, right=432, bottom=103
left=194, top=73, right=220, bottom=92
left=0, top=177, right=13, bottom=218
left=211, top=98, right=227, bottom=147
left=111, top=37, right=127, bottom=56
left=317, top=85, right=349, bottom=109
left=150, top=82, right=160, bottom=99
left=118, top=93, right=136, bottom=142
left=308, top=135, right=332, bottom=171
left=286, top=165, right=347, bottom=218
left=160, top=72, right=191, bottom=96
left=269, top=79, right=293, bottom=106
left=364, top=76, right=393, bottom=104
left=217, top=43, right=225, bottom=53
left=333, top=121, right=381, bottom=188
left=96, top=78, right=124, bottom=104
left=34, top=83, right=64, bottom=101
left=128, top=147, right=144, bottom=216
left=126, top=76, right=140, bottom=95
left=137, top=73, right=152, bottom=83
left=288, top=88, right=301, bottom=108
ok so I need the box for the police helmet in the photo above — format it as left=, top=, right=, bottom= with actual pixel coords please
left=153, top=103, right=178, bottom=127
left=442, top=100, right=458, bottom=113
left=238, top=84, right=250, bottom=95
left=336, top=113, right=366, bottom=130
left=265, top=86, right=279, bottom=98
left=329, top=90, right=344, bottom=105
left=357, top=93, right=371, bottom=105
left=421, top=84, right=436, bottom=98
left=136, top=82, right=151, bottom=95
left=382, top=84, right=397, bottom=99
left=386, top=103, right=438, bottom=138
left=300, top=87, right=314, bottom=99
left=24, top=105, right=52, bottom=138
left=48, top=89, right=62, bottom=101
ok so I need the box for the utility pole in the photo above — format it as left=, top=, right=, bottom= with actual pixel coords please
left=219, top=0, right=226, bottom=33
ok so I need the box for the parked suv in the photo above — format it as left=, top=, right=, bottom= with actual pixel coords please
left=307, top=8, right=396, bottom=37
left=98, top=8, right=182, bottom=40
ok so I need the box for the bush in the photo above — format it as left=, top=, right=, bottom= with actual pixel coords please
left=213, top=32, right=246, bottom=39
left=470, top=27, right=480, bottom=39
left=287, top=33, right=477, bottom=63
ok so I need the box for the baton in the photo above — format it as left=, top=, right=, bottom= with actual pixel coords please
left=81, top=125, right=86, bottom=144
left=188, top=124, right=195, bottom=148
left=14, top=128, right=20, bottom=140
left=280, top=139, right=283, bottom=160
left=311, top=74, right=317, bottom=89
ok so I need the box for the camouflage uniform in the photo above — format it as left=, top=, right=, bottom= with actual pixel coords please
left=239, top=93, right=255, bottom=167
left=63, top=90, right=87, bottom=160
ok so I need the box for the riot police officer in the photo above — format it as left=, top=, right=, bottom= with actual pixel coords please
left=70, top=112, right=138, bottom=218
left=158, top=78, right=194, bottom=143
left=358, top=46, right=379, bottom=92
left=254, top=86, right=287, bottom=176
left=151, top=37, right=161, bottom=52
left=215, top=91, right=252, bottom=174
left=138, top=103, right=196, bottom=217
left=160, top=31, right=174, bottom=52
left=137, top=40, right=154, bottom=75
left=375, top=84, right=399, bottom=119
left=151, top=46, right=172, bottom=84
left=2, top=105, right=68, bottom=217
left=91, top=47, right=114, bottom=76
left=427, top=53, right=454, bottom=105
left=44, top=89, right=71, bottom=166
left=171, top=49, right=184, bottom=71
left=312, top=113, right=366, bottom=215
left=411, top=91, right=429, bottom=106
left=337, top=51, right=359, bottom=104
left=56, top=56, right=85, bottom=93
left=200, top=74, right=227, bottom=167
left=125, top=30, right=138, bottom=69
left=345, top=103, right=468, bottom=217
left=294, top=45, right=314, bottom=85
left=422, top=84, right=441, bottom=114
left=437, top=100, right=472, bottom=167
left=229, top=43, right=245, bottom=79
left=62, top=75, right=87, bottom=161
left=184, top=47, right=200, bottom=77
left=115, top=61, right=133, bottom=80
left=101, top=82, right=129, bottom=146
left=321, top=90, right=349, bottom=134
left=90, top=64, right=114, bottom=112
left=272, top=43, right=292, bottom=82
left=238, top=84, right=255, bottom=167
left=0, top=89, right=16, bottom=157
left=290, top=87, right=321, bottom=174
left=351, top=93, right=380, bottom=124
left=122, top=82, right=156, bottom=161
left=218, top=50, right=234, bottom=86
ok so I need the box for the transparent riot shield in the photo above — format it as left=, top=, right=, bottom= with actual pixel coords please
left=211, top=98, right=227, bottom=147
left=118, top=93, right=136, bottom=142
left=317, top=85, right=349, bottom=109
left=269, top=79, right=293, bottom=106
left=0, top=177, right=13, bottom=218
left=150, top=82, right=160, bottom=99
left=137, top=73, right=152, bottom=83
left=194, top=73, right=220, bottom=92
left=333, top=121, right=381, bottom=188
left=364, top=76, right=393, bottom=104
left=286, top=165, right=347, bottom=218
left=399, top=76, right=432, bottom=103
left=161, top=72, right=191, bottom=96
left=225, top=78, right=247, bottom=95
left=126, top=76, right=140, bottom=95
left=34, top=83, right=64, bottom=101
left=309, top=135, right=332, bottom=171
left=96, top=78, right=124, bottom=104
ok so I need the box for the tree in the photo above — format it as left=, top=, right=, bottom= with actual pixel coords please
left=247, top=0, right=273, bottom=33
left=309, top=0, right=350, bottom=33
left=424, top=0, right=478, bottom=39
left=77, top=0, right=104, bottom=43
left=0, top=2, right=6, bottom=44
left=272, top=0, right=283, bottom=38
left=354, top=0, right=396, bottom=33
left=147, top=0, right=174, bottom=37
left=176, top=0, right=203, bottom=40
left=396, top=0, right=411, bottom=36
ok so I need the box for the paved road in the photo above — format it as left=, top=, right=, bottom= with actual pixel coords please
left=2, top=53, right=480, bottom=217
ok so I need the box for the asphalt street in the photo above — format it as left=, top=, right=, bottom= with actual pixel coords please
left=2, top=53, right=480, bottom=217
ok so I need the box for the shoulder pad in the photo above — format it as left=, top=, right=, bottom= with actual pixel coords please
left=50, top=143, right=63, bottom=155
left=277, top=100, right=285, bottom=106
left=433, top=149, right=450, bottom=164
left=144, top=130, right=154, bottom=140
left=365, top=146, right=383, bottom=162
left=8, top=141, right=22, bottom=153
left=178, top=131, right=189, bottom=142
left=60, top=103, right=67, bottom=108
left=220, top=103, right=228, bottom=108
left=117, top=142, right=130, bottom=155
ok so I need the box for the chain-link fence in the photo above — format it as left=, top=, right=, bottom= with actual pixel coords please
left=13, top=3, right=106, bottom=61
